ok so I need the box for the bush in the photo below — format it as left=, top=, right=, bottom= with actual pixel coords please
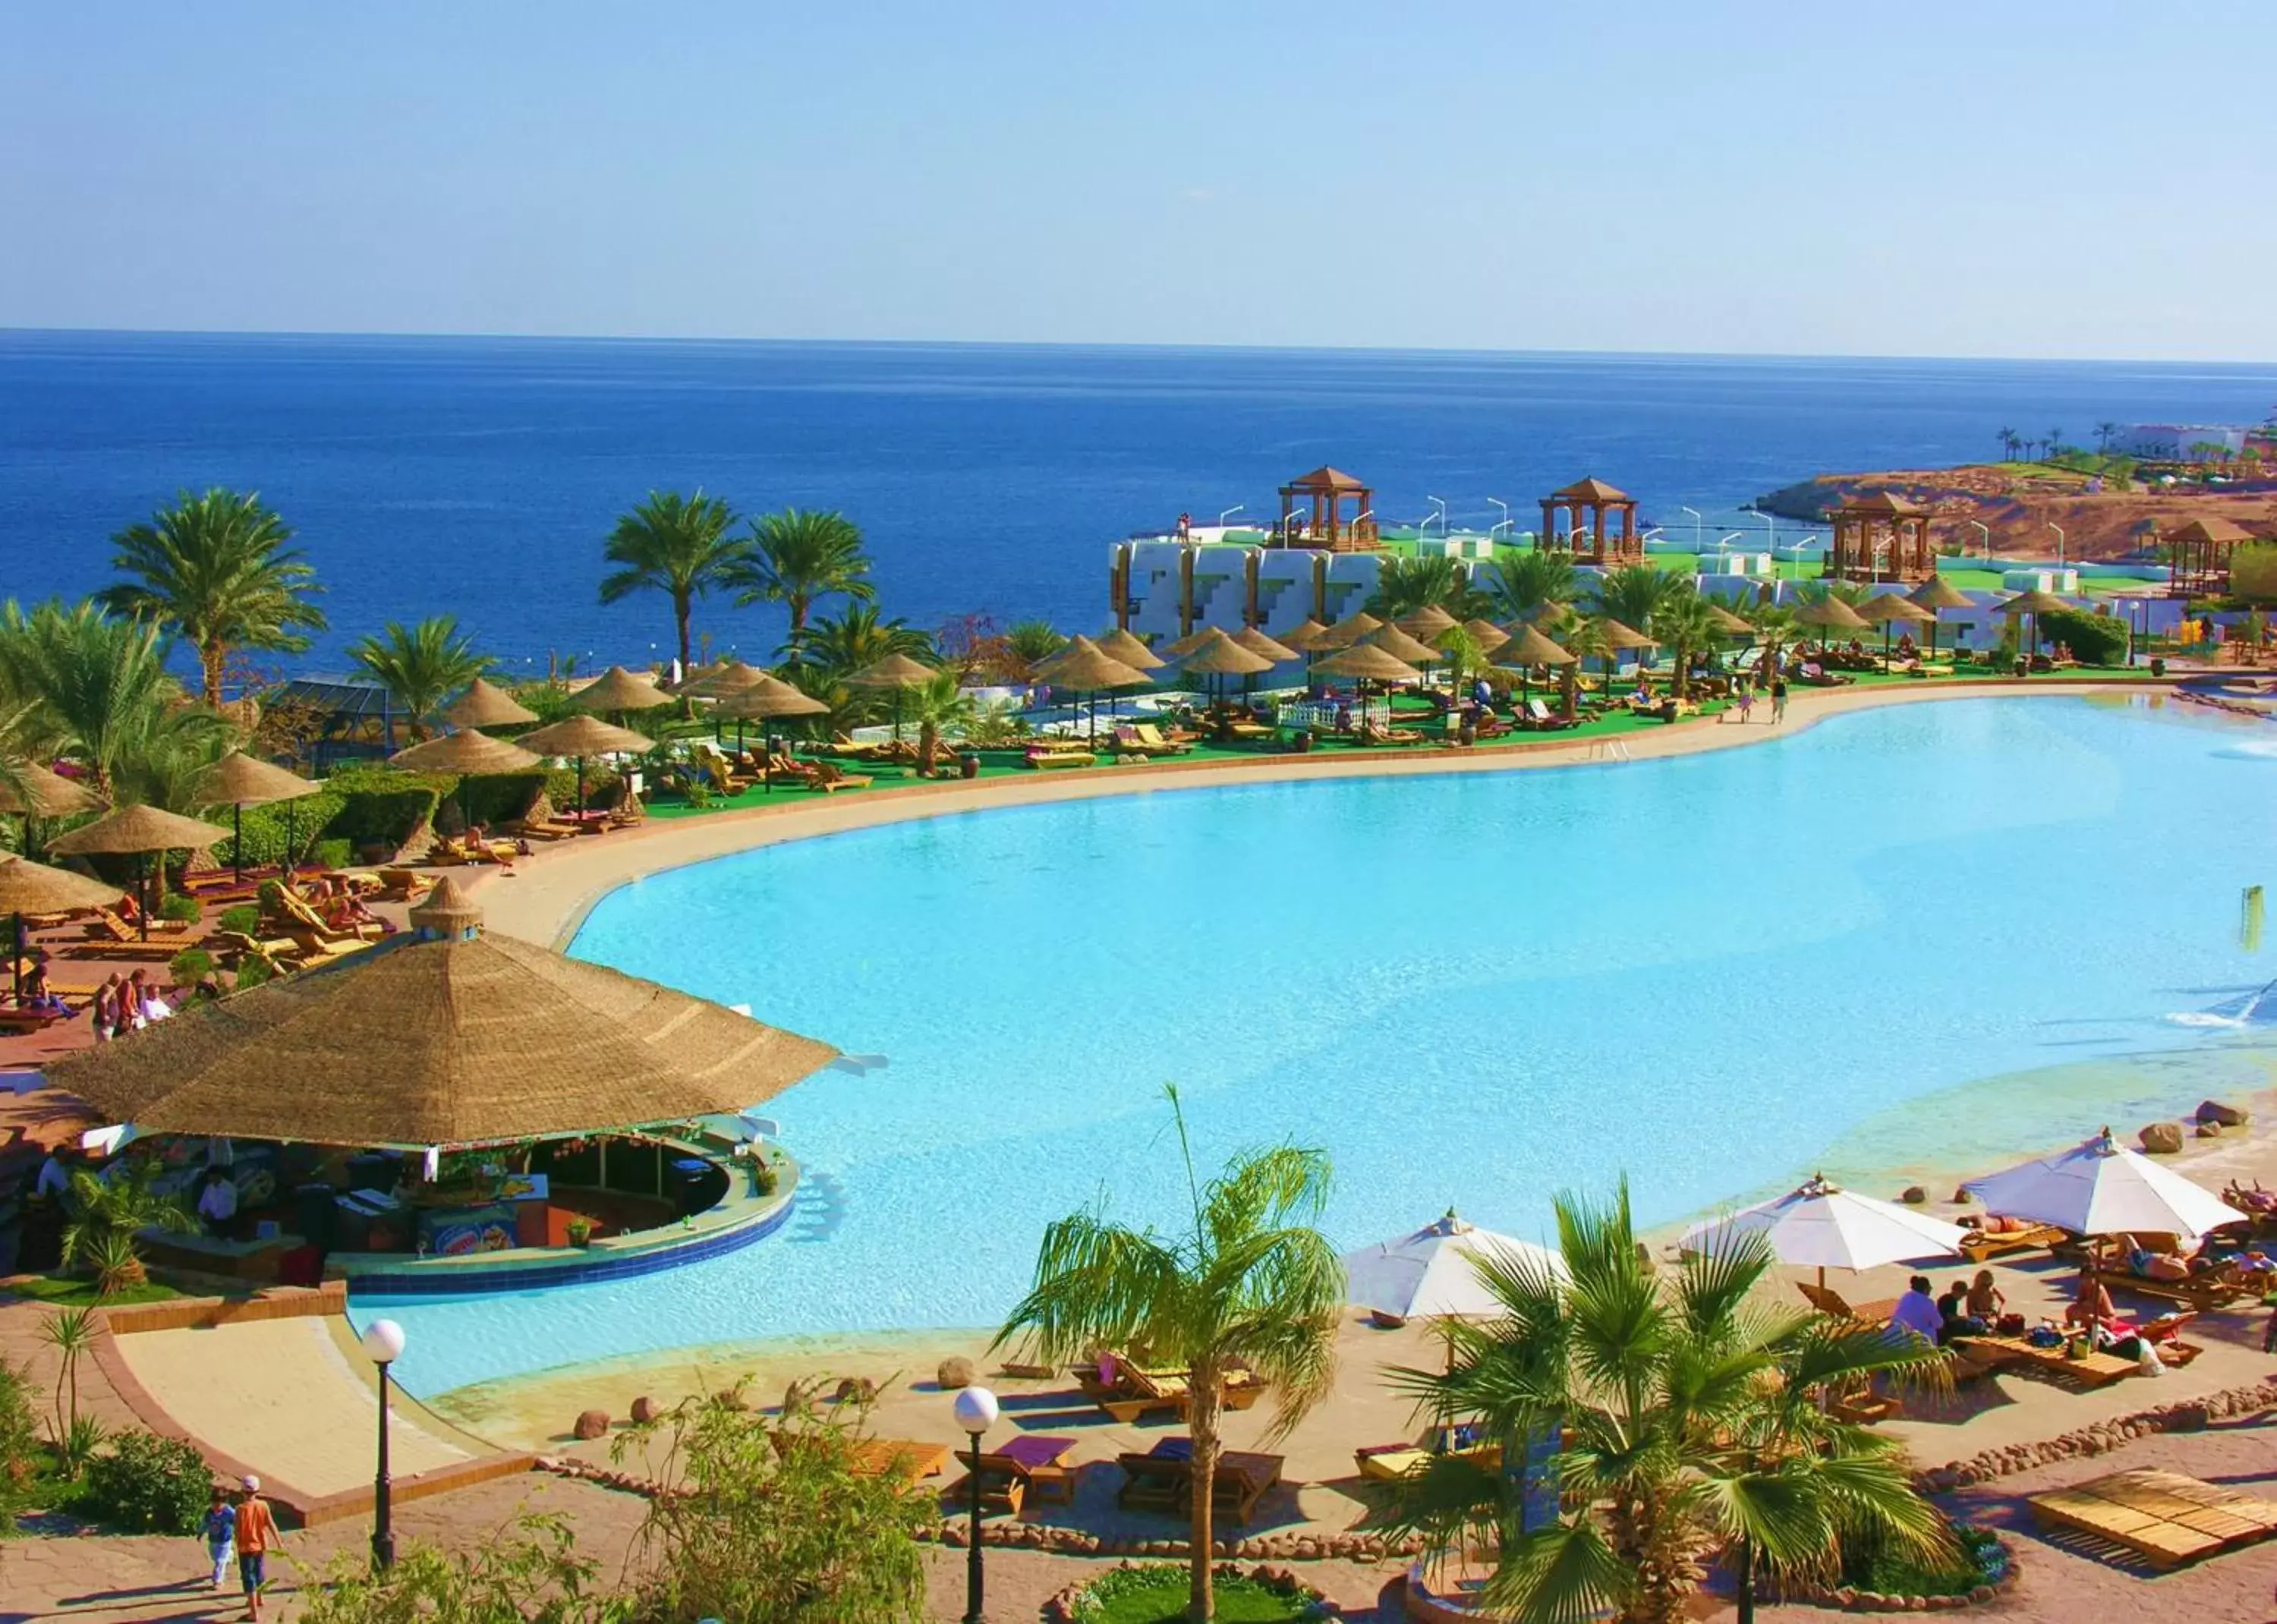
left=82, top=1430, right=212, bottom=1533
left=1838, top=1517, right=2003, bottom=1599
left=0, top=1358, right=40, bottom=1520
left=1069, top=1563, right=1322, bottom=1623
left=2035, top=607, right=2128, bottom=665
left=214, top=786, right=349, bottom=870
left=313, top=838, right=353, bottom=870
left=157, top=892, right=201, bottom=924
left=299, top=1515, right=616, bottom=1624
left=168, top=949, right=212, bottom=987
left=219, top=904, right=261, bottom=936
left=235, top=955, right=276, bottom=991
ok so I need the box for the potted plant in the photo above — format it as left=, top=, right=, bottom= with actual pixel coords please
left=1290, top=728, right=1314, bottom=754
left=2150, top=656, right=2167, bottom=676
left=565, top=1216, right=594, bottom=1248
left=959, top=752, right=981, bottom=780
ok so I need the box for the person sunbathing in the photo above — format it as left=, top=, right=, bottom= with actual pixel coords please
left=2115, top=1234, right=2206, bottom=1280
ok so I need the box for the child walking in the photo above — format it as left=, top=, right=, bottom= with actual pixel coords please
left=235, top=1476, right=279, bottom=1621
left=202, top=1484, right=235, bottom=1591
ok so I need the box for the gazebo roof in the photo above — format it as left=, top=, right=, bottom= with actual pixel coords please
left=1837, top=490, right=1926, bottom=517
left=1550, top=476, right=1632, bottom=503
left=1281, top=466, right=1370, bottom=493
left=2166, top=517, right=2257, bottom=544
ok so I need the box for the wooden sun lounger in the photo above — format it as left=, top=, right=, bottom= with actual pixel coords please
left=2090, top=1267, right=2260, bottom=1314
left=1114, top=1446, right=1283, bottom=1525
left=1024, top=749, right=1096, bottom=770
left=1958, top=1222, right=2068, bottom=1262
left=2031, top=1468, right=2277, bottom=1569
left=64, top=938, right=190, bottom=961
left=1072, top=1361, right=1187, bottom=1424
left=946, top=1435, right=1080, bottom=1515
left=1949, top=1333, right=2137, bottom=1389
left=83, top=908, right=190, bottom=943
left=1797, top=1283, right=1897, bottom=1327
left=796, top=761, right=873, bottom=793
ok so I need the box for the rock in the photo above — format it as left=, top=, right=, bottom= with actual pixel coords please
left=1901, top=1185, right=1928, bottom=1204
left=937, top=1355, right=975, bottom=1390
left=572, top=1409, right=609, bottom=1440
left=2199, top=1098, right=2251, bottom=1128
left=2170, top=1403, right=2211, bottom=1432
left=2139, top=1121, right=2185, bottom=1154
left=2197, top=1122, right=2222, bottom=1138
left=1970, top=1586, right=1996, bottom=1605
left=629, top=1396, right=658, bottom=1424
left=1950, top=1187, right=1973, bottom=1204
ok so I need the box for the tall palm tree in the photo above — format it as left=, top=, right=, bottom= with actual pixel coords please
left=1484, top=551, right=1582, bottom=627
left=348, top=616, right=496, bottom=741
left=2095, top=420, right=2120, bottom=455
left=1390, top=1185, right=1950, bottom=1624
left=96, top=489, right=326, bottom=707
left=997, top=1088, right=1343, bottom=1622
left=599, top=490, right=745, bottom=673
left=1648, top=587, right=1717, bottom=701
left=1589, top=563, right=1680, bottom=631
left=1004, top=621, right=1069, bottom=679
left=802, top=605, right=933, bottom=683
left=1366, top=554, right=1482, bottom=621
left=2046, top=428, right=2063, bottom=461
left=0, top=600, right=221, bottom=799
left=902, top=670, right=976, bottom=776
left=1996, top=428, right=2020, bottom=462
left=725, top=508, right=876, bottom=664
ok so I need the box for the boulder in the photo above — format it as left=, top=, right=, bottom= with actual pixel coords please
left=572, top=1409, right=609, bottom=1441
left=2197, top=1122, right=2223, bottom=1138
left=1949, top=1186, right=1973, bottom=1204
left=937, top=1356, right=975, bottom=1390
left=1900, top=1185, right=1928, bottom=1205
left=629, top=1395, right=659, bottom=1424
left=2199, top=1098, right=2251, bottom=1128
left=2140, top=1122, right=2186, bottom=1154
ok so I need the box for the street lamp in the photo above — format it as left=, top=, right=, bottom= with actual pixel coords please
left=1756, top=510, right=1776, bottom=554
left=1217, top=503, right=1244, bottom=528
left=360, top=1318, right=407, bottom=1571
left=1425, top=496, right=1448, bottom=537
left=1488, top=496, right=1510, bottom=537
left=1966, top=520, right=1990, bottom=559
left=2047, top=521, right=2066, bottom=571
left=952, top=1386, right=999, bottom=1624
left=1680, top=505, right=1703, bottom=553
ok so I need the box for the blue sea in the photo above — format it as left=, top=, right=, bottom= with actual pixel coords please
left=4, top=330, right=2275, bottom=677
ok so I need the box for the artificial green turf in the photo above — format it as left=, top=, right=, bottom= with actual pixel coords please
left=1077, top=1569, right=1315, bottom=1624
left=5, top=1273, right=182, bottom=1308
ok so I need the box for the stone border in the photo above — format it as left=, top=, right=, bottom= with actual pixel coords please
left=1775, top=1532, right=2020, bottom=1613
left=1043, top=1561, right=1337, bottom=1622
left=1913, top=1376, right=2277, bottom=1492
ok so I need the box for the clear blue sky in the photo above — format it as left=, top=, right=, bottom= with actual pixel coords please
left=3, top=2, right=2267, bottom=359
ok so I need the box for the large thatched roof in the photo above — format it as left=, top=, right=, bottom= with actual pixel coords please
left=44, top=885, right=838, bottom=1148
left=0, top=761, right=106, bottom=818
left=442, top=678, right=540, bottom=729
left=0, top=854, right=124, bottom=917
left=194, top=752, right=320, bottom=810
left=389, top=729, right=546, bottom=775
left=515, top=715, right=656, bottom=758
left=572, top=666, right=673, bottom=713
left=49, top=804, right=230, bottom=856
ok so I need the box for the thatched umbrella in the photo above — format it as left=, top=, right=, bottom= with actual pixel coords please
left=1275, top=618, right=1333, bottom=653
left=677, top=658, right=770, bottom=705
left=0, top=854, right=123, bottom=1001
left=844, top=652, right=938, bottom=741
left=1313, top=611, right=1385, bottom=652
left=1705, top=602, right=1755, bottom=637
left=718, top=678, right=829, bottom=791
left=1994, top=587, right=2073, bottom=664
left=1394, top=604, right=1459, bottom=642
left=1794, top=594, right=1870, bottom=639
left=194, top=752, right=322, bottom=883
left=1230, top=627, right=1298, bottom=664
left=1094, top=629, right=1166, bottom=672
left=43, top=883, right=839, bottom=1149
left=1857, top=593, right=1938, bottom=663
left=1031, top=637, right=1150, bottom=742
left=441, top=678, right=539, bottom=730
left=516, top=715, right=656, bottom=823
left=389, top=729, right=545, bottom=837
left=1908, top=574, right=1970, bottom=660
left=49, top=804, right=231, bottom=939
left=1362, top=624, right=1441, bottom=665
left=1159, top=627, right=1218, bottom=659
left=1178, top=630, right=1274, bottom=722
left=1589, top=617, right=1658, bottom=693
left=572, top=666, right=674, bottom=715
left=1454, top=618, right=1512, bottom=657
left=1492, top=623, right=1577, bottom=706
left=0, top=760, right=106, bottom=858
left=1313, top=640, right=1422, bottom=694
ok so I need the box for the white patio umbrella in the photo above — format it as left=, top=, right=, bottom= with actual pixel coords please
left=1680, top=1173, right=1967, bottom=1289
left=1960, top=1127, right=2244, bottom=1241
left=1342, top=1208, right=1567, bottom=1325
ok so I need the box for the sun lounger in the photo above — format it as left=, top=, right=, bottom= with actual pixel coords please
left=946, top=1434, right=1080, bottom=1515
left=792, top=761, right=872, bottom=793
left=2090, top=1266, right=2258, bottom=1314
left=1129, top=722, right=1192, bottom=754
left=1520, top=698, right=1578, bottom=732
left=1072, top=1358, right=1188, bottom=1424
left=2030, top=1468, right=2277, bottom=1569
left=1024, top=748, right=1096, bottom=770
left=267, top=886, right=386, bottom=945
left=1797, top=1283, right=1898, bottom=1327
left=0, top=1004, right=73, bottom=1034
left=1353, top=1443, right=1435, bottom=1481
left=1113, top=1440, right=1284, bottom=1525
left=62, top=937, right=190, bottom=961
left=1948, top=1333, right=2137, bottom=1390
left=83, top=908, right=189, bottom=943
left=1110, top=725, right=1188, bottom=758
left=1958, top=1221, right=2068, bottom=1263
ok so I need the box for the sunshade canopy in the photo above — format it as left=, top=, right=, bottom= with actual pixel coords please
left=1313, top=611, right=1385, bottom=651
left=1960, top=1128, right=2244, bottom=1239
left=44, top=883, right=838, bottom=1149
left=389, top=729, right=545, bottom=775
left=0, top=761, right=106, bottom=817
left=1705, top=603, right=1756, bottom=636
left=1450, top=618, right=1512, bottom=655
left=1230, top=627, right=1299, bottom=663
left=1094, top=628, right=1166, bottom=671
left=515, top=715, right=655, bottom=758
left=572, top=666, right=674, bottom=712
left=1158, top=628, right=1218, bottom=659
left=0, top=854, right=124, bottom=917
left=717, top=676, right=830, bottom=719
left=1857, top=593, right=1938, bottom=625
left=1679, top=1175, right=1966, bottom=1273
left=1274, top=618, right=1333, bottom=653
left=1034, top=636, right=1150, bottom=691
left=49, top=803, right=230, bottom=856
left=1362, top=624, right=1441, bottom=664
left=843, top=653, right=937, bottom=688
left=1495, top=625, right=1578, bottom=667
left=1343, top=1210, right=1567, bottom=1319
left=1996, top=588, right=2074, bottom=615
left=1909, top=575, right=1973, bottom=610
left=194, top=752, right=320, bottom=810
left=441, top=678, right=539, bottom=729
left=1795, top=595, right=1872, bottom=632
left=1178, top=629, right=1275, bottom=677
left=1594, top=617, right=1657, bottom=651
left=1313, top=642, right=1422, bottom=682
left=676, top=659, right=770, bottom=700
left=1394, top=605, right=1459, bottom=640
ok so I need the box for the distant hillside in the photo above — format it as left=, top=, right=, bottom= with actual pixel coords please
left=1754, top=464, right=2277, bottom=560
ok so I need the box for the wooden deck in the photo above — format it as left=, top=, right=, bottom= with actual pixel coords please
left=2031, top=1468, right=2277, bottom=1569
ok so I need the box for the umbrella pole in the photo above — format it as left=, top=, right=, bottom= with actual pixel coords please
left=234, top=802, right=244, bottom=883
left=137, top=854, right=150, bottom=941
left=576, top=757, right=587, bottom=823
left=284, top=799, right=296, bottom=880
left=11, top=911, right=21, bottom=1003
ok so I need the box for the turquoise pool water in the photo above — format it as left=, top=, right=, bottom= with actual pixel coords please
left=366, top=696, right=2277, bottom=1396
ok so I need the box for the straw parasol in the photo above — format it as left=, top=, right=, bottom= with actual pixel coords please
left=1451, top=618, right=1511, bottom=657
left=572, top=665, right=673, bottom=714
left=42, top=884, right=839, bottom=1148
left=1493, top=622, right=1577, bottom=706
left=1993, top=587, right=2073, bottom=663
left=441, top=678, right=539, bottom=730
left=1032, top=637, right=1151, bottom=742
left=1176, top=628, right=1274, bottom=716
left=516, top=715, right=657, bottom=823
left=50, top=804, right=231, bottom=941
left=1362, top=623, right=1441, bottom=665
left=717, top=678, right=830, bottom=788
left=194, top=752, right=322, bottom=884
left=1158, top=627, right=1219, bottom=659
left=1794, top=593, right=1871, bottom=659
left=0, top=854, right=123, bottom=1002
left=1275, top=618, right=1333, bottom=654
left=1705, top=602, right=1755, bottom=637
left=389, top=729, right=545, bottom=836
left=1857, top=592, right=1938, bottom=663
left=1094, top=628, right=1166, bottom=672
left=1961, top=1128, right=2242, bottom=1242
left=0, top=760, right=104, bottom=819
left=844, top=652, right=939, bottom=740
left=1230, top=626, right=1298, bottom=664
left=1313, top=640, right=1422, bottom=686
left=1313, top=610, right=1385, bottom=652
left=676, top=659, right=770, bottom=703
left=1595, top=617, right=1656, bottom=652
left=1907, top=574, right=1970, bottom=660
left=1394, top=604, right=1459, bottom=642
left=1680, top=1173, right=1966, bottom=1291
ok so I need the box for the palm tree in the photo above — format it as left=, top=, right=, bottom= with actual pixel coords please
left=1366, top=555, right=1481, bottom=621
left=2046, top=428, right=2063, bottom=461
left=1747, top=596, right=1802, bottom=688
left=1589, top=563, right=1680, bottom=632
left=803, top=605, right=933, bottom=683
left=1390, top=1185, right=1950, bottom=1624
left=1648, top=587, right=1716, bottom=701
left=2095, top=420, right=2121, bottom=455
left=1483, top=551, right=1581, bottom=626
left=0, top=600, right=222, bottom=799
left=724, top=508, right=876, bottom=664
left=348, top=616, right=496, bottom=741
left=902, top=670, right=976, bottom=776
left=599, top=490, right=745, bottom=673
left=96, top=489, right=326, bottom=706
left=61, top=1160, right=197, bottom=1295
left=1004, top=621, right=1069, bottom=679
left=1996, top=428, right=2020, bottom=463
left=997, top=1088, right=1343, bottom=1622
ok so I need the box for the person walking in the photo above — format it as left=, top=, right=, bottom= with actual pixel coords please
left=234, top=1476, right=279, bottom=1621
left=1733, top=685, right=1756, bottom=725
left=1770, top=675, right=1789, bottom=725
left=201, top=1484, right=236, bottom=1591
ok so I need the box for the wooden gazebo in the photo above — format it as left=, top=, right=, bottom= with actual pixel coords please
left=1277, top=467, right=1378, bottom=551
left=1825, top=492, right=1935, bottom=584
left=2162, top=516, right=2257, bottom=598
left=1538, top=477, right=1641, bottom=565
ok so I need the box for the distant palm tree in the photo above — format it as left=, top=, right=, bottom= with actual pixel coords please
left=1388, top=1184, right=1950, bottom=1624
left=2095, top=420, right=2121, bottom=455
left=1997, top=427, right=2020, bottom=462
left=0, top=600, right=223, bottom=800
left=1483, top=551, right=1580, bottom=625
left=1366, top=554, right=1481, bottom=620
left=599, top=489, right=745, bottom=673
left=1003, top=621, right=1069, bottom=679
left=348, top=616, right=496, bottom=741
left=902, top=670, right=976, bottom=776
left=97, top=489, right=326, bottom=707
left=724, top=508, right=876, bottom=664
left=1648, top=586, right=1716, bottom=701
left=2046, top=428, right=2063, bottom=462
left=996, top=1087, right=1343, bottom=1623
left=1588, top=562, right=1681, bottom=631
left=803, top=604, right=933, bottom=688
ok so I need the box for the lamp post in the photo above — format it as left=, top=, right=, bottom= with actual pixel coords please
left=2047, top=521, right=2066, bottom=571
left=360, top=1318, right=406, bottom=1571
left=1488, top=497, right=1510, bottom=540
left=1967, top=520, right=1990, bottom=560
left=952, top=1386, right=999, bottom=1623
left=1425, top=495, right=1447, bottom=538
left=1217, top=503, right=1244, bottom=528
left=1680, top=505, right=1703, bottom=553
left=1756, top=509, right=1776, bottom=554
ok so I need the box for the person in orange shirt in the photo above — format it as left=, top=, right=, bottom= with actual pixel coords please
left=233, top=1476, right=282, bottom=1621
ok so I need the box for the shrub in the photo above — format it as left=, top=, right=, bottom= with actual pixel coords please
left=235, top=955, right=276, bottom=992
left=2035, top=606, right=2128, bottom=665
left=157, top=892, right=201, bottom=924
left=82, top=1430, right=212, bottom=1534
left=219, top=904, right=261, bottom=936
left=313, top=838, right=353, bottom=870
left=168, top=949, right=213, bottom=987
left=298, top=1515, right=618, bottom=1624
left=0, top=1358, right=40, bottom=1520
left=1838, top=1518, right=2001, bottom=1599
left=1070, top=1564, right=1322, bottom=1623
left=215, top=786, right=349, bottom=870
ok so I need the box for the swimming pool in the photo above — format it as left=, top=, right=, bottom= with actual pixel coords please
left=366, top=696, right=2277, bottom=1396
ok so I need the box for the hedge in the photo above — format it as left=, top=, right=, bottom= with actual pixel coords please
left=2034, top=607, right=2129, bottom=666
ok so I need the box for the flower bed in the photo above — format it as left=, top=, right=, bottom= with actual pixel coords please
left=1046, top=1563, right=1334, bottom=1624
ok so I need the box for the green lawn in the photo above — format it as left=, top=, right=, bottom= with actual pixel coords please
left=5, top=1273, right=182, bottom=1308
left=1075, top=1566, right=1315, bottom=1624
